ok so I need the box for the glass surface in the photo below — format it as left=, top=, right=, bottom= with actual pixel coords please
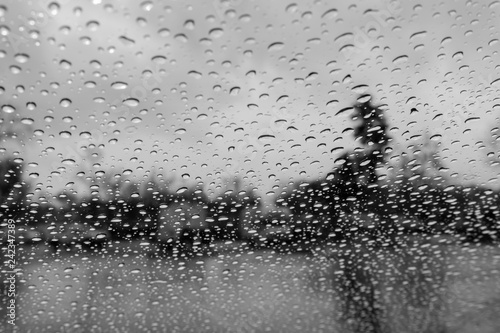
left=1, top=1, right=500, bottom=332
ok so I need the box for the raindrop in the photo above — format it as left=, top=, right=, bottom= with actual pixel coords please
left=326, top=100, right=338, bottom=107
left=21, top=118, right=34, bottom=125
left=62, top=159, right=75, bottom=165
left=140, top=1, right=153, bottom=11
left=86, top=20, right=100, bottom=31
left=111, top=82, right=128, bottom=90
left=286, top=3, right=298, bottom=13
left=268, top=42, right=285, bottom=51
left=409, top=31, right=427, bottom=40
left=60, top=98, right=72, bottom=107
left=209, top=28, right=223, bottom=38
left=48, top=2, right=60, bottom=15
left=465, top=117, right=480, bottom=124
left=123, top=98, right=139, bottom=107
left=175, top=34, right=188, bottom=42
left=152, top=55, right=167, bottom=64
left=59, top=60, right=72, bottom=69
left=0, top=25, right=10, bottom=36
left=351, top=84, right=369, bottom=94
left=14, top=53, right=29, bottom=63
left=276, top=95, right=289, bottom=103
left=357, top=94, right=371, bottom=103
left=491, top=78, right=500, bottom=86
left=2, top=105, right=15, bottom=113
left=336, top=107, right=354, bottom=116
left=452, top=51, right=463, bottom=60
left=305, top=72, right=318, bottom=81
left=184, top=20, right=195, bottom=30
left=258, top=134, right=275, bottom=142
left=10, top=66, right=21, bottom=74
left=188, top=71, right=202, bottom=79
left=176, top=187, right=188, bottom=194
left=158, top=28, right=170, bottom=37
left=393, top=55, right=409, bottom=65
left=230, top=87, right=240, bottom=96
left=27, top=102, right=37, bottom=111
left=119, top=35, right=135, bottom=46
left=430, top=134, right=442, bottom=141
left=321, top=8, right=338, bottom=19
left=59, top=131, right=72, bottom=138
left=84, top=81, right=96, bottom=88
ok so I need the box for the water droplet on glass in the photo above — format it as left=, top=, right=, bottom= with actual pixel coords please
left=119, top=35, right=135, bottom=46
left=60, top=98, right=72, bottom=107
left=123, top=98, right=139, bottom=107
left=286, top=3, right=298, bottom=13
left=48, top=2, right=60, bottom=15
left=26, top=102, right=37, bottom=110
left=321, top=8, right=338, bottom=19
left=209, top=28, right=223, bottom=38
left=152, top=55, right=167, bottom=64
left=276, top=95, right=289, bottom=103
left=140, top=1, right=153, bottom=11
left=184, top=20, right=195, bottom=30
left=158, top=28, right=170, bottom=37
left=84, top=81, right=96, bottom=88
left=59, top=60, right=72, bottom=69
left=230, top=87, right=240, bottom=96
left=21, top=118, right=34, bottom=125
left=176, top=187, right=187, bottom=194
left=59, top=131, right=72, bottom=138
left=393, top=55, right=409, bottom=65
left=268, top=42, right=285, bottom=51
left=491, top=78, right=500, bottom=87
left=175, top=34, right=188, bottom=42
left=86, top=20, right=100, bottom=31
left=258, top=134, right=276, bottom=142
left=14, top=53, right=29, bottom=63
left=430, top=134, right=442, bottom=141
left=2, top=105, right=15, bottom=113
left=188, top=71, right=202, bottom=79
left=10, top=66, right=21, bottom=74
left=111, top=82, right=128, bottom=90
left=0, top=25, right=10, bottom=36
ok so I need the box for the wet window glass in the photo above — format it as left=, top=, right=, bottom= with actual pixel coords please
left=1, top=0, right=500, bottom=332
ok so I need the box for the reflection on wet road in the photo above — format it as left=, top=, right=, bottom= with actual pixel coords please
left=8, top=238, right=500, bottom=333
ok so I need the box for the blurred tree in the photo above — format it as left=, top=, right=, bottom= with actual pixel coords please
left=328, top=98, right=391, bottom=214
left=1, top=110, right=32, bottom=218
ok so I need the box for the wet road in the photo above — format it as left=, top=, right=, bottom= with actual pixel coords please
left=3, top=238, right=500, bottom=333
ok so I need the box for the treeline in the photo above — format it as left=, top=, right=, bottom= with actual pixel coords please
left=1, top=97, right=499, bottom=247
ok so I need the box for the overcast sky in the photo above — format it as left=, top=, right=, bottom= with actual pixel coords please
left=1, top=0, right=500, bottom=200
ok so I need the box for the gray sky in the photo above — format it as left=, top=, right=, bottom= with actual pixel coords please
left=1, top=0, right=500, bottom=199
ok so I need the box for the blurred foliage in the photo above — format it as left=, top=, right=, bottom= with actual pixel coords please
left=1, top=96, right=499, bottom=247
